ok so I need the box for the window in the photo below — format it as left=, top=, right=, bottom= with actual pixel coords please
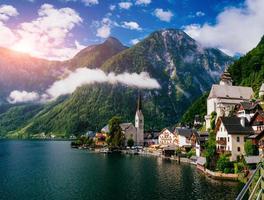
left=244, top=137, right=247, bottom=142
left=228, top=137, right=230, bottom=142
left=237, top=147, right=240, bottom=152
left=237, top=136, right=240, bottom=142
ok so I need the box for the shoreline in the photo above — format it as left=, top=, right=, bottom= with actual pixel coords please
left=87, top=147, right=241, bottom=182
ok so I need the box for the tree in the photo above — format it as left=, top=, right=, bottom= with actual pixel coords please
left=127, top=138, right=134, bottom=148
left=244, top=140, right=259, bottom=156
left=204, top=130, right=217, bottom=170
left=216, top=154, right=230, bottom=172
left=108, top=116, right=125, bottom=148
left=210, top=111, right=217, bottom=130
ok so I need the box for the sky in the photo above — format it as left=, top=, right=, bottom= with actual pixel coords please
left=1, top=0, right=264, bottom=60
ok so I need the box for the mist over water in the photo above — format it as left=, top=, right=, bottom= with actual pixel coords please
left=0, top=140, right=242, bottom=200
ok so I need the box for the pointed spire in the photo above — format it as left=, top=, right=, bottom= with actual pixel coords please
left=137, top=91, right=142, bottom=111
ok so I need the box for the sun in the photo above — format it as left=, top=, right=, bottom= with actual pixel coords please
left=11, top=41, right=34, bottom=54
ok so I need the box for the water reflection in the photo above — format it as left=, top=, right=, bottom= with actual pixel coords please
left=0, top=141, right=243, bottom=200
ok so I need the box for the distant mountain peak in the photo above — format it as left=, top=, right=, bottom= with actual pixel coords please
left=103, top=36, right=124, bottom=47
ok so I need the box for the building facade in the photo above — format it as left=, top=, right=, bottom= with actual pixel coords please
left=205, top=70, right=254, bottom=130
left=215, top=116, right=254, bottom=161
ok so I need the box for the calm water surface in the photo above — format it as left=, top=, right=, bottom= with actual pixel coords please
left=0, top=140, right=243, bottom=200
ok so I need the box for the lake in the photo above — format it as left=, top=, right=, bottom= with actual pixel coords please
left=0, top=140, right=243, bottom=200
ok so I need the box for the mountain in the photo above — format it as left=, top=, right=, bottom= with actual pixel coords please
left=4, top=29, right=233, bottom=138
left=0, top=37, right=127, bottom=103
left=66, top=37, right=127, bottom=70
left=228, top=35, right=264, bottom=95
left=0, top=48, right=63, bottom=102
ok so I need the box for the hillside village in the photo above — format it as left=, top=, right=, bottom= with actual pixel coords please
left=74, top=69, right=264, bottom=178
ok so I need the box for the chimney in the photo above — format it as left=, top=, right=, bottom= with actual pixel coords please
left=240, top=117, right=246, bottom=127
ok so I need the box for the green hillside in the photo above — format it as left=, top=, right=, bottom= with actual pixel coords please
left=228, top=36, right=264, bottom=95
left=180, top=92, right=208, bottom=125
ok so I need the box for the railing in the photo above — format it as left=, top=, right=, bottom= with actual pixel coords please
left=236, top=163, right=263, bottom=200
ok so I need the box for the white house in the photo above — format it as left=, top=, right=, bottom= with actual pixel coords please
left=215, top=116, right=254, bottom=161
left=158, top=128, right=177, bottom=146
left=158, top=127, right=201, bottom=156
left=205, top=70, right=254, bottom=130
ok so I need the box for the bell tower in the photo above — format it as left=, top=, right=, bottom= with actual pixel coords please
left=135, top=92, right=144, bottom=146
left=220, top=69, right=233, bottom=86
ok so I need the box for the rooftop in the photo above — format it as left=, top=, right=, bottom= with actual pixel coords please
left=208, top=84, right=253, bottom=100
left=219, top=116, right=254, bottom=135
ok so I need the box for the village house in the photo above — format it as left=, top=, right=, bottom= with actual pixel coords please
left=249, top=110, right=264, bottom=133
left=235, top=101, right=263, bottom=122
left=215, top=116, right=254, bottom=161
left=144, top=131, right=160, bottom=146
left=158, top=127, right=202, bottom=156
left=158, top=127, right=177, bottom=146
left=205, top=70, right=254, bottom=130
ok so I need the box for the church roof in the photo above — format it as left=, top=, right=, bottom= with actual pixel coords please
left=101, top=123, right=136, bottom=133
left=208, top=84, right=253, bottom=100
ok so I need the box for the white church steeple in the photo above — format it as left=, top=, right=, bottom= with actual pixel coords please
left=135, top=92, right=144, bottom=146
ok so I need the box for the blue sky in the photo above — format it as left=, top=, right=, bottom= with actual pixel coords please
left=1, top=0, right=263, bottom=60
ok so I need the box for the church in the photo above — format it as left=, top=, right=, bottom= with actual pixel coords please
left=205, top=70, right=254, bottom=130
left=101, top=93, right=144, bottom=146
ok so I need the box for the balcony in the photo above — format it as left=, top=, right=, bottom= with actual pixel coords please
left=216, top=139, right=227, bottom=145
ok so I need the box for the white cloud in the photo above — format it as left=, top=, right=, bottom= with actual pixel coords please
left=135, top=0, right=151, bottom=5
left=8, top=90, right=40, bottom=104
left=196, top=11, right=205, bottom=17
left=118, top=2, right=133, bottom=9
left=8, top=68, right=161, bottom=102
left=109, top=5, right=116, bottom=11
left=62, top=0, right=98, bottom=6
left=46, top=68, right=161, bottom=100
left=96, top=18, right=111, bottom=38
left=184, top=0, right=264, bottom=55
left=121, top=21, right=142, bottom=30
left=0, top=22, right=17, bottom=47
left=154, top=8, right=173, bottom=22
left=130, top=38, right=140, bottom=45
left=0, top=4, right=85, bottom=60
left=0, top=4, right=19, bottom=21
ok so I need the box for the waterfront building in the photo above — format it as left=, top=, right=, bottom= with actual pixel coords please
left=205, top=70, right=254, bottom=130
left=158, top=127, right=202, bottom=156
left=215, top=116, right=254, bottom=161
left=144, top=131, right=160, bottom=146
left=158, top=128, right=177, bottom=146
